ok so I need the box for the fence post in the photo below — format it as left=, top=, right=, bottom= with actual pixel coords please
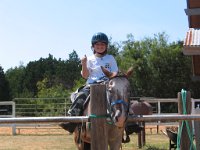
left=194, top=106, right=200, bottom=149
left=138, top=131, right=142, bottom=148
left=64, top=98, right=67, bottom=116
left=90, top=84, right=108, bottom=150
left=178, top=91, right=192, bottom=150
left=141, top=122, right=146, bottom=146
left=12, top=101, right=16, bottom=135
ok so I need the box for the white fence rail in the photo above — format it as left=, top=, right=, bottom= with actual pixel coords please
left=0, top=98, right=190, bottom=135
left=13, top=98, right=70, bottom=117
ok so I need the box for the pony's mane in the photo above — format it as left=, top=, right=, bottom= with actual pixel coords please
left=109, top=70, right=128, bottom=80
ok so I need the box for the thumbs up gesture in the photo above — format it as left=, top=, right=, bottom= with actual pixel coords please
left=81, top=55, right=87, bottom=65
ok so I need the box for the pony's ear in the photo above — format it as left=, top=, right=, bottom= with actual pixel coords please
left=101, top=66, right=117, bottom=78
left=125, top=67, right=134, bottom=78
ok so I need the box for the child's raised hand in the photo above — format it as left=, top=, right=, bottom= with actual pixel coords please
left=81, top=55, right=87, bottom=65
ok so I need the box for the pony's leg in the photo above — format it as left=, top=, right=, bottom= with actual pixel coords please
left=74, top=127, right=83, bottom=150
left=83, top=142, right=91, bottom=150
left=108, top=139, right=122, bottom=150
left=107, top=126, right=124, bottom=150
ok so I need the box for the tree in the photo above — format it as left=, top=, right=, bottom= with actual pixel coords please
left=65, top=50, right=82, bottom=87
left=6, top=65, right=26, bottom=98
left=119, top=32, right=192, bottom=98
left=108, top=37, right=120, bottom=57
left=0, top=66, right=11, bottom=101
left=119, top=33, right=152, bottom=96
left=37, top=78, right=69, bottom=98
left=5, top=33, right=198, bottom=99
left=148, top=38, right=192, bottom=97
left=6, top=51, right=82, bottom=98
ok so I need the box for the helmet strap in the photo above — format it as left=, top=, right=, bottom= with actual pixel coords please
left=93, top=49, right=107, bottom=57
left=95, top=52, right=106, bottom=57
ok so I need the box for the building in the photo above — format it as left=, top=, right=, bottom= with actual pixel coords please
left=183, top=0, right=200, bottom=79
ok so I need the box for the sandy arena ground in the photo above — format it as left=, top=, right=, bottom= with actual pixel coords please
left=0, top=125, right=169, bottom=135
left=0, top=125, right=172, bottom=150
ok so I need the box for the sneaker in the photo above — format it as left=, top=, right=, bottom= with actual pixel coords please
left=59, top=122, right=77, bottom=133
left=122, top=135, right=130, bottom=143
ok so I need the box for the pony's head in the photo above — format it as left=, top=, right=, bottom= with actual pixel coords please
left=101, top=66, right=133, bottom=128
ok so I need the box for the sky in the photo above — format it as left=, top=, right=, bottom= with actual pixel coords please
left=0, top=0, right=188, bottom=71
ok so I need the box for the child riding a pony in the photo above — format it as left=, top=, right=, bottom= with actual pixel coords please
left=60, top=32, right=118, bottom=133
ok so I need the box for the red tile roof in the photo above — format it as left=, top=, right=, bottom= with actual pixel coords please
left=183, top=28, right=200, bottom=55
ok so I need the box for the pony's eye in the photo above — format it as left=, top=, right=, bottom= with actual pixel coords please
left=109, top=81, right=114, bottom=86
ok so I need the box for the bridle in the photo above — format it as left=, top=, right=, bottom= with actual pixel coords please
left=105, top=75, right=130, bottom=123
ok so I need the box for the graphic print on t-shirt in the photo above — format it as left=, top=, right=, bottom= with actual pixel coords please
left=105, top=63, right=111, bottom=71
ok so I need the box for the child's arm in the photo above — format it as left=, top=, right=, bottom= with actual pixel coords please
left=81, top=55, right=89, bottom=79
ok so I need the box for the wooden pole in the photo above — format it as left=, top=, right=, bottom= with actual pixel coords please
left=194, top=106, right=200, bottom=149
left=141, top=122, right=146, bottom=146
left=138, top=132, right=142, bottom=148
left=137, top=121, right=146, bottom=148
left=178, top=91, right=192, bottom=150
left=90, top=84, right=108, bottom=150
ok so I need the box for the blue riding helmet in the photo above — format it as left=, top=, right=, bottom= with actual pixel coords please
left=91, top=32, right=109, bottom=46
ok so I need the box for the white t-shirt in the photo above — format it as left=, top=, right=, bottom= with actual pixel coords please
left=86, top=54, right=118, bottom=84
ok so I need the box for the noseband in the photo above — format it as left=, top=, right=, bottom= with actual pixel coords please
left=111, top=99, right=129, bottom=112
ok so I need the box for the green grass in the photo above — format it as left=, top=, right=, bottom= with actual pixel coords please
left=0, top=133, right=169, bottom=150
left=122, top=134, right=169, bottom=150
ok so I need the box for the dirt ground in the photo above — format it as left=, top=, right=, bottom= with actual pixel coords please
left=0, top=125, right=170, bottom=150
left=0, top=125, right=168, bottom=135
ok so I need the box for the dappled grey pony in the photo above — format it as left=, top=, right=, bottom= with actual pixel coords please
left=73, top=67, right=133, bottom=150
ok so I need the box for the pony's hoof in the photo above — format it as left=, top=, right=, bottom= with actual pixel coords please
left=122, top=135, right=130, bottom=143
